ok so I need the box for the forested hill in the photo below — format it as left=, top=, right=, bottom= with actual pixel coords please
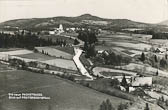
left=0, top=14, right=155, bottom=31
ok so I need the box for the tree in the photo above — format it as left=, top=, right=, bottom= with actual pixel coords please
left=83, top=41, right=88, bottom=51
left=74, top=39, right=79, bottom=45
left=160, top=58, right=167, bottom=68
left=42, top=50, right=44, bottom=54
left=99, top=99, right=115, bottom=110
left=165, top=54, right=168, bottom=60
left=121, top=74, right=128, bottom=89
left=144, top=103, right=149, bottom=110
left=46, top=64, right=49, bottom=69
left=77, top=30, right=97, bottom=45
left=140, top=52, right=145, bottom=62
left=154, top=55, right=158, bottom=62
left=86, top=44, right=96, bottom=58
left=118, top=103, right=128, bottom=110
left=156, top=69, right=159, bottom=76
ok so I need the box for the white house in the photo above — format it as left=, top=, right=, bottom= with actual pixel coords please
left=131, top=77, right=152, bottom=87
left=0, top=54, right=10, bottom=61
left=155, top=48, right=166, bottom=54
left=49, top=31, right=55, bottom=35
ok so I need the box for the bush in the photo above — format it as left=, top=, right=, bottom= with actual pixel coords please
left=99, top=99, right=115, bottom=110
left=118, top=103, right=128, bottom=110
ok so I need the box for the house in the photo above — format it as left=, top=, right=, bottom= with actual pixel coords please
left=131, top=76, right=152, bottom=87
left=0, top=54, right=10, bottom=61
left=49, top=31, right=55, bottom=35
left=97, top=50, right=109, bottom=56
left=155, top=48, right=166, bottom=54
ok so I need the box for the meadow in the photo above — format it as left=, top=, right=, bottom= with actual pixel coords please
left=15, top=52, right=55, bottom=61
left=96, top=33, right=152, bottom=57
left=0, top=70, right=128, bottom=110
left=41, top=58, right=77, bottom=70
left=35, top=47, right=73, bottom=59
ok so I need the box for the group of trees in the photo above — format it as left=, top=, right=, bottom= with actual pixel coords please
left=77, top=30, right=98, bottom=44
left=152, top=32, right=168, bottom=39
left=99, top=99, right=128, bottom=110
left=157, top=96, right=168, bottom=109
left=0, top=32, right=56, bottom=50
left=73, top=39, right=80, bottom=45
left=142, top=52, right=168, bottom=70
left=102, top=52, right=130, bottom=66
left=55, top=38, right=67, bottom=47
left=99, top=99, right=115, bottom=110
left=77, top=30, right=98, bottom=58
left=99, top=99, right=150, bottom=110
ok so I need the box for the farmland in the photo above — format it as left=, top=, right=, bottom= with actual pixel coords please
left=0, top=69, right=128, bottom=110
left=93, top=67, right=137, bottom=77
left=35, top=46, right=73, bottom=59
left=15, top=52, right=55, bottom=61
left=41, top=58, right=77, bottom=70
left=97, top=33, right=152, bottom=57
left=0, top=49, right=33, bottom=56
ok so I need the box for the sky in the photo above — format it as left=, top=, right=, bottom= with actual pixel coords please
left=0, top=0, right=168, bottom=23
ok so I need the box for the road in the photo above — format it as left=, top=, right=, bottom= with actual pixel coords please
left=73, top=48, right=93, bottom=80
left=61, top=34, right=93, bottom=80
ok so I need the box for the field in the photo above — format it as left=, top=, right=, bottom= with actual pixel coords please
left=0, top=63, right=14, bottom=71
left=0, top=48, right=21, bottom=52
left=41, top=59, right=77, bottom=70
left=35, top=47, right=73, bottom=59
left=15, top=53, right=55, bottom=61
left=51, top=46, right=74, bottom=55
left=0, top=48, right=77, bottom=71
left=0, top=49, right=33, bottom=55
left=0, top=69, right=128, bottom=110
left=115, top=63, right=168, bottom=78
left=93, top=67, right=137, bottom=77
left=97, top=33, right=152, bottom=57
left=101, top=72, right=132, bottom=77
left=150, top=39, right=168, bottom=46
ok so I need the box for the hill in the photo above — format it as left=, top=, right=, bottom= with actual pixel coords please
left=0, top=14, right=153, bottom=31
left=0, top=69, right=129, bottom=110
left=159, top=19, right=168, bottom=26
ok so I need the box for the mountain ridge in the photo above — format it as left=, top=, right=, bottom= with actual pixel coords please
left=0, top=14, right=156, bottom=30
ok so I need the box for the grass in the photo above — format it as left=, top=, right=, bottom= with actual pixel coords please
left=0, top=48, right=21, bottom=52
left=15, top=52, right=55, bottom=61
left=41, top=58, right=77, bottom=70
left=100, top=72, right=132, bottom=77
left=122, top=50, right=134, bottom=55
left=153, top=76, right=168, bottom=87
left=35, top=46, right=73, bottom=59
left=51, top=46, right=74, bottom=55
left=0, top=63, right=13, bottom=71
left=0, top=70, right=129, bottom=110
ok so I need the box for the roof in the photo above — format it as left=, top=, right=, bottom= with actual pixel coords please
left=156, top=48, right=166, bottom=52
left=131, top=77, right=152, bottom=87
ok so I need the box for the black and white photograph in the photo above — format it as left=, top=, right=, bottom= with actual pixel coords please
left=0, top=0, right=168, bottom=110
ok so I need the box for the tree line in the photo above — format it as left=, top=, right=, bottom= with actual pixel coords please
left=152, top=32, right=168, bottom=39
left=102, top=52, right=130, bottom=66
left=0, top=32, right=67, bottom=50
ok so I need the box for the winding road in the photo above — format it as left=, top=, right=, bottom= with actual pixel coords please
left=62, top=34, right=93, bottom=80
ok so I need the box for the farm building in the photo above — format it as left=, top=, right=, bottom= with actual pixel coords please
left=155, top=48, right=166, bottom=54
left=131, top=76, right=152, bottom=87
left=0, top=54, right=10, bottom=61
left=49, top=31, right=55, bottom=35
